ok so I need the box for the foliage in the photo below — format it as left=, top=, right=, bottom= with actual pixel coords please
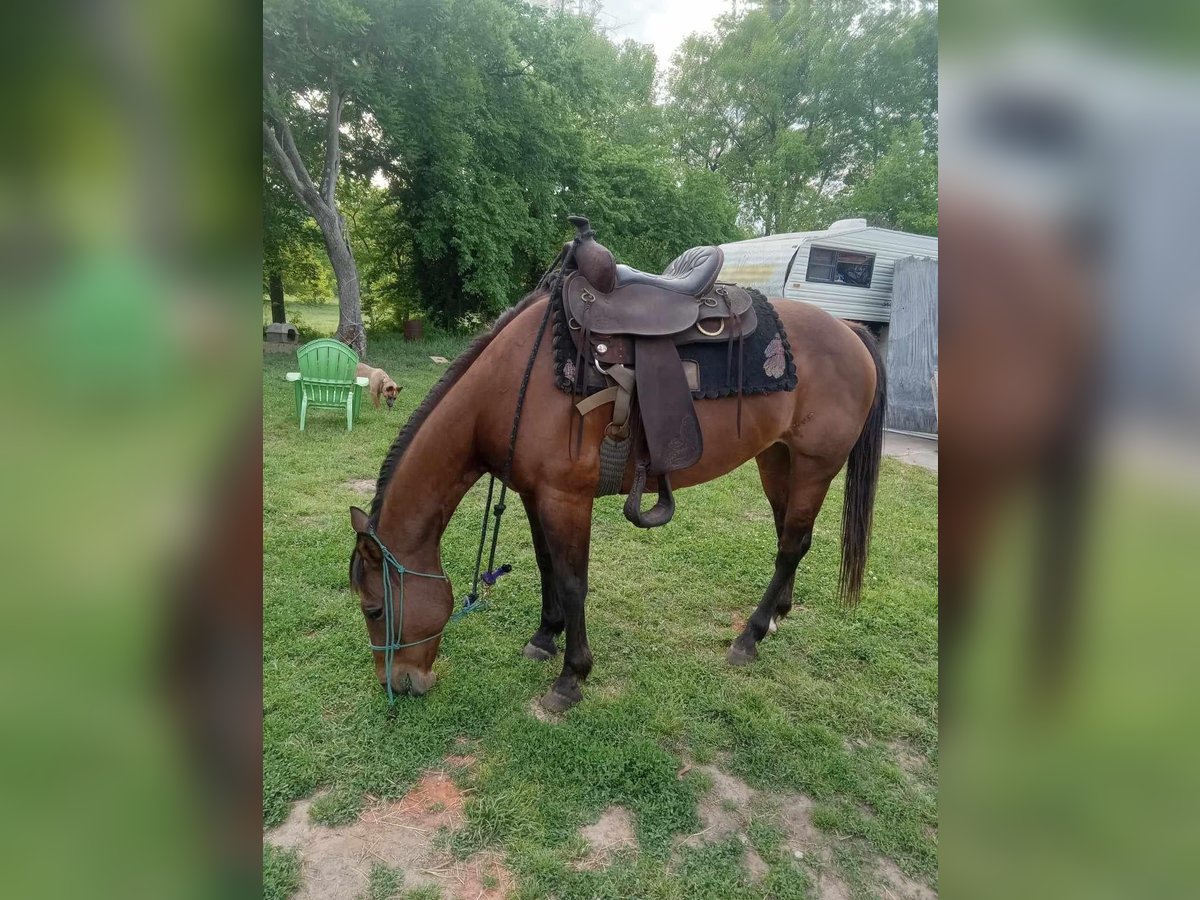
left=264, top=0, right=385, bottom=352
left=264, top=159, right=333, bottom=301
left=263, top=0, right=937, bottom=326
left=837, top=122, right=938, bottom=235
left=665, top=0, right=938, bottom=235
left=569, top=144, right=745, bottom=273
left=350, top=0, right=743, bottom=326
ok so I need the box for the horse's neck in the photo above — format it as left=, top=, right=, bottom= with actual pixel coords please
left=376, top=394, right=480, bottom=563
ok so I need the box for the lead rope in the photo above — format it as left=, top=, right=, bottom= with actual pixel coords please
left=460, top=250, right=566, bottom=613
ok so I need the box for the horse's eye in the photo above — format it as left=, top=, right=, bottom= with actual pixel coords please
left=364, top=608, right=384, bottom=621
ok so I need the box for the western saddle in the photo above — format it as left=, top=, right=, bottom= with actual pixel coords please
left=557, top=216, right=756, bottom=528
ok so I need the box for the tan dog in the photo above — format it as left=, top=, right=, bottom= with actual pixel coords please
left=355, top=363, right=402, bottom=409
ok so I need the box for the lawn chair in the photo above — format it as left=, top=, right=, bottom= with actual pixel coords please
left=284, top=338, right=370, bottom=431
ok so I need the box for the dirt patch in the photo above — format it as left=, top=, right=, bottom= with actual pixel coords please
left=392, top=772, right=466, bottom=829
left=778, top=793, right=823, bottom=854
left=875, top=857, right=938, bottom=900
left=813, top=869, right=853, bottom=900
left=265, top=774, right=511, bottom=899
left=575, top=805, right=638, bottom=870
left=730, top=614, right=746, bottom=634
left=675, top=761, right=936, bottom=899
left=527, top=697, right=562, bottom=724
left=888, top=740, right=928, bottom=778
left=444, top=754, right=477, bottom=770
left=777, top=789, right=856, bottom=900
left=681, top=764, right=755, bottom=847
left=343, top=479, right=375, bottom=495
left=456, top=851, right=514, bottom=900
left=743, top=847, right=769, bottom=883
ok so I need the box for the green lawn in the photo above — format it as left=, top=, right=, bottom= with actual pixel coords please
left=264, top=297, right=342, bottom=336
left=263, top=327, right=938, bottom=899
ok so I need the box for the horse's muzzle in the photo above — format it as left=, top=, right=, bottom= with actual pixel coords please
left=381, top=668, right=437, bottom=696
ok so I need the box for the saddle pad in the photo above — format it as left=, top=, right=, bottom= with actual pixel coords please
left=552, top=288, right=798, bottom=401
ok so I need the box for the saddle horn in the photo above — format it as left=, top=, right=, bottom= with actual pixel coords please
left=566, top=214, right=616, bottom=293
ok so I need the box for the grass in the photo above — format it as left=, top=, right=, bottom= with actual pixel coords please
left=263, top=845, right=302, bottom=900
left=264, top=296, right=342, bottom=338
left=263, top=326, right=938, bottom=899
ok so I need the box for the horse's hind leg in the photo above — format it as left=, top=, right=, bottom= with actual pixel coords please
left=755, top=443, right=797, bottom=628
left=520, top=493, right=564, bottom=660
left=728, top=461, right=835, bottom=666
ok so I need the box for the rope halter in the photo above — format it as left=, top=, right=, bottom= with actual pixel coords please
left=364, top=528, right=448, bottom=704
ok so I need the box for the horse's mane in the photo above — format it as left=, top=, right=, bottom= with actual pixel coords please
left=369, top=287, right=549, bottom=519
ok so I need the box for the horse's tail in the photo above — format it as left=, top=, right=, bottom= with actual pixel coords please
left=839, top=325, right=887, bottom=607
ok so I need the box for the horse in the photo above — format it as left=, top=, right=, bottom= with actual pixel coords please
left=349, top=288, right=886, bottom=711
left=939, top=198, right=1099, bottom=701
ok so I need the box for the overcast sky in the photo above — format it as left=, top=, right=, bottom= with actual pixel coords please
left=592, top=0, right=732, bottom=72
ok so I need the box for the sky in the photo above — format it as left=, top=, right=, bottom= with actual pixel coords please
left=592, top=0, right=733, bottom=72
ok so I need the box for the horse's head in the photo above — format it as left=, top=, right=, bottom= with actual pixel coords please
left=348, top=506, right=452, bottom=697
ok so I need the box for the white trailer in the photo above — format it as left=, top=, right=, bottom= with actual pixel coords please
left=717, top=219, right=938, bottom=323
left=719, top=220, right=939, bottom=435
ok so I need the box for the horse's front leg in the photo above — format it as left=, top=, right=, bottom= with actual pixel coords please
left=531, top=489, right=594, bottom=712
left=520, top=492, right=564, bottom=660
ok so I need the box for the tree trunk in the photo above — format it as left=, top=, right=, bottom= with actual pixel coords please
left=263, top=86, right=367, bottom=357
left=317, top=207, right=366, bottom=356
left=268, top=271, right=286, bottom=324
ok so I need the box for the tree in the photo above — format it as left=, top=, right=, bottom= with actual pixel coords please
left=263, top=0, right=375, bottom=354
left=263, top=158, right=332, bottom=321
left=665, top=1, right=938, bottom=235
left=262, top=163, right=297, bottom=324
left=837, top=122, right=937, bottom=235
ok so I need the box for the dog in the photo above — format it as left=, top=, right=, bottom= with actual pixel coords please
left=355, top=363, right=402, bottom=409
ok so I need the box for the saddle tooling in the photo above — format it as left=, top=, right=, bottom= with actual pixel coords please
left=550, top=216, right=796, bottom=528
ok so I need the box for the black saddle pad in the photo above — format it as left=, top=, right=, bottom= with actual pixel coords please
left=551, top=287, right=798, bottom=400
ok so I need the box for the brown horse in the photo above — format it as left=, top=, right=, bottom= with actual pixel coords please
left=349, top=290, right=885, bottom=711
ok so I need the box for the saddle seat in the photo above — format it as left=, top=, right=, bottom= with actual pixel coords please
left=562, top=217, right=751, bottom=342
left=556, top=216, right=759, bottom=530
left=613, top=245, right=724, bottom=297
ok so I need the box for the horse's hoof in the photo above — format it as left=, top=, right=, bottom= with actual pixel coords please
left=522, top=641, right=557, bottom=661
left=767, top=616, right=780, bottom=635
left=726, top=642, right=757, bottom=667
left=539, top=689, right=578, bottom=714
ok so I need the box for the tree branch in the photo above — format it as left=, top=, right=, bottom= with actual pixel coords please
left=320, top=81, right=344, bottom=208
left=277, top=115, right=321, bottom=200
left=487, top=60, right=535, bottom=79
left=263, top=119, right=325, bottom=217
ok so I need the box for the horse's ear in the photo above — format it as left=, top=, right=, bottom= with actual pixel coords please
left=350, top=506, right=371, bottom=535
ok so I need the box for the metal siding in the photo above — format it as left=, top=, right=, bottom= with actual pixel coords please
left=719, top=227, right=937, bottom=324
left=787, top=228, right=938, bottom=323
left=718, top=233, right=819, bottom=297
left=884, top=257, right=939, bottom=434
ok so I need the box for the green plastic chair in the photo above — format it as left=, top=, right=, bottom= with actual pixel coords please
left=284, top=338, right=367, bottom=431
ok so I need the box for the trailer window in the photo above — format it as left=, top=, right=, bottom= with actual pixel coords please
left=806, top=247, right=875, bottom=287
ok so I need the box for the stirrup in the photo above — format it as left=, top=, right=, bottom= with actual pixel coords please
left=623, top=463, right=675, bottom=528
